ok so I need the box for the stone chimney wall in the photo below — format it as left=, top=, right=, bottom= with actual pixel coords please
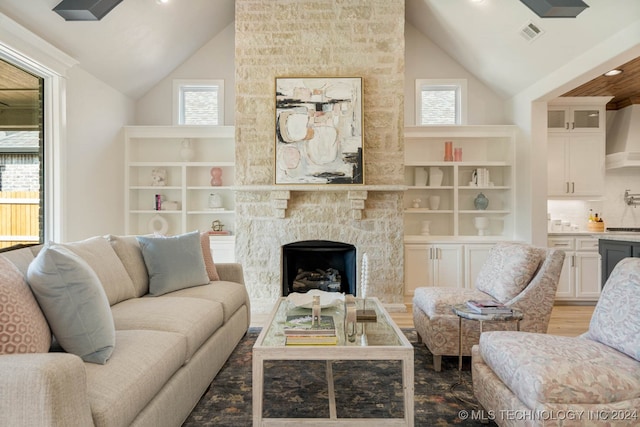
left=234, top=0, right=406, bottom=311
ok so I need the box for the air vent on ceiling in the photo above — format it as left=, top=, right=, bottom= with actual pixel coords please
left=519, top=22, right=544, bottom=42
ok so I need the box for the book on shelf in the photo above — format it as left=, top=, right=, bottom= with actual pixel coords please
left=285, top=335, right=338, bottom=346
left=283, top=314, right=336, bottom=336
left=466, top=299, right=513, bottom=314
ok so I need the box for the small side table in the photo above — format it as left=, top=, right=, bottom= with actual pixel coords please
left=451, top=303, right=524, bottom=371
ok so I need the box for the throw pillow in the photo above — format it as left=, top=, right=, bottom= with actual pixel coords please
left=587, top=257, right=640, bottom=361
left=106, top=234, right=150, bottom=297
left=200, top=231, right=220, bottom=281
left=0, top=256, right=51, bottom=354
left=26, top=245, right=115, bottom=364
left=136, top=231, right=210, bottom=296
left=475, top=242, right=543, bottom=303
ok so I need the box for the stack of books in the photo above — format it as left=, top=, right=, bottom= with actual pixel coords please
left=283, top=314, right=338, bottom=345
left=466, top=299, right=513, bottom=314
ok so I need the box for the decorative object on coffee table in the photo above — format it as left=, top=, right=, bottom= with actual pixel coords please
left=357, top=253, right=376, bottom=322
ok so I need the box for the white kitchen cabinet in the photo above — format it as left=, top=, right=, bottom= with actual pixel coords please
left=547, top=105, right=604, bottom=133
left=404, top=125, right=516, bottom=240
left=548, top=236, right=600, bottom=301
left=547, top=134, right=605, bottom=197
left=404, top=243, right=463, bottom=295
left=124, top=126, right=236, bottom=253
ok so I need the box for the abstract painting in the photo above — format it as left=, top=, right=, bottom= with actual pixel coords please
left=275, top=77, right=363, bottom=184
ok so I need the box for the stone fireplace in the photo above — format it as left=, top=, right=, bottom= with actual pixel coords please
left=234, top=0, right=406, bottom=312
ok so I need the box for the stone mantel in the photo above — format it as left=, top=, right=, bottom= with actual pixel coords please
left=233, top=185, right=406, bottom=219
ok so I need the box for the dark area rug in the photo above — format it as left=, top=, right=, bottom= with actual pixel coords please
left=183, top=328, right=495, bottom=426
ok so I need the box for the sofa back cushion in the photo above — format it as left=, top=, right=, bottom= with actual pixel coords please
left=106, top=235, right=149, bottom=297
left=62, top=236, right=137, bottom=306
left=0, top=256, right=51, bottom=354
left=588, top=257, right=640, bottom=361
left=26, top=245, right=115, bottom=364
left=475, top=242, right=543, bottom=303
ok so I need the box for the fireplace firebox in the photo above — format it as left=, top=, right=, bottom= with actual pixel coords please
left=281, top=240, right=356, bottom=296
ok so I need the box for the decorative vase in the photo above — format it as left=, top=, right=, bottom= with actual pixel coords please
left=474, top=216, right=490, bottom=236
left=444, top=141, right=453, bottom=162
left=208, top=193, right=222, bottom=209
left=454, top=147, right=462, bottom=162
left=429, top=167, right=443, bottom=187
left=421, top=220, right=431, bottom=236
left=414, top=167, right=428, bottom=186
left=474, top=192, right=489, bottom=210
left=179, top=139, right=195, bottom=161
left=210, top=167, right=223, bottom=186
left=428, top=195, right=440, bottom=210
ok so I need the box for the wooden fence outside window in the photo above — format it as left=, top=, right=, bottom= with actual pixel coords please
left=0, top=191, right=40, bottom=249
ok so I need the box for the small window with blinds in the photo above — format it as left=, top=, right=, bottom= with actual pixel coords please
left=173, top=80, right=224, bottom=125
left=415, top=79, right=467, bottom=126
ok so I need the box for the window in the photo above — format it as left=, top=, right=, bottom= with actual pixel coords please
left=416, top=79, right=467, bottom=125
left=173, top=79, right=224, bottom=125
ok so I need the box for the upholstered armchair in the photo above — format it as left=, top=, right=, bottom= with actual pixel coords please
left=472, top=257, right=640, bottom=427
left=412, top=242, right=565, bottom=371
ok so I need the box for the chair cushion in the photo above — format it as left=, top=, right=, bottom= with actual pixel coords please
left=475, top=242, right=543, bottom=303
left=479, top=331, right=640, bottom=409
left=587, top=257, right=640, bottom=361
left=413, top=286, right=489, bottom=317
left=136, top=231, right=209, bottom=296
left=26, top=245, right=115, bottom=364
left=0, top=256, right=51, bottom=354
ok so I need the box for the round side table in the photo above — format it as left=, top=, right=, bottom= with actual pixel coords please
left=451, top=303, right=524, bottom=371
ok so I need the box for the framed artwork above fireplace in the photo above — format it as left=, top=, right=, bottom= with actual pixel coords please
left=275, top=77, right=363, bottom=185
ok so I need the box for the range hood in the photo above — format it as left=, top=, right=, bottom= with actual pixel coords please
left=606, top=104, right=640, bottom=169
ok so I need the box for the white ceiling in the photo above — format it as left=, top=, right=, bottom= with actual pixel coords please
left=0, top=0, right=638, bottom=101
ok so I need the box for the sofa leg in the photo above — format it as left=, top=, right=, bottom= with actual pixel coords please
left=433, top=355, right=442, bottom=372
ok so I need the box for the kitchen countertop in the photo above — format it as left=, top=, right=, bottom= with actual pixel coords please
left=548, top=232, right=640, bottom=242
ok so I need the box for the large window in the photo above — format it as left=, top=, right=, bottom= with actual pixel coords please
left=416, top=79, right=467, bottom=125
left=0, top=59, right=43, bottom=249
left=173, top=79, right=224, bottom=125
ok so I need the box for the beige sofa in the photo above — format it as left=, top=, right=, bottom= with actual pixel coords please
left=0, top=233, right=251, bottom=427
left=473, top=257, right=640, bottom=427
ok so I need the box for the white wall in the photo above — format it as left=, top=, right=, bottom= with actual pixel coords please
left=404, top=23, right=507, bottom=126
left=64, top=66, right=134, bottom=241
left=135, top=23, right=235, bottom=125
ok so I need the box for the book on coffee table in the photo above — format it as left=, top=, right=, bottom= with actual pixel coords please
left=283, top=314, right=336, bottom=335
left=285, top=335, right=338, bottom=346
left=466, top=299, right=512, bottom=314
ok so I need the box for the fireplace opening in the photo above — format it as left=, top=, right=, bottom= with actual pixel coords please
left=281, top=240, right=356, bottom=296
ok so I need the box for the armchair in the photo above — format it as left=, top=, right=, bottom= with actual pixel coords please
left=412, top=242, right=565, bottom=371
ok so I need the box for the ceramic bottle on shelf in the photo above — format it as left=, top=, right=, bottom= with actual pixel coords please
left=414, top=167, right=428, bottom=186
left=474, top=193, right=489, bottom=210
left=429, top=167, right=443, bottom=187
left=179, top=139, right=195, bottom=161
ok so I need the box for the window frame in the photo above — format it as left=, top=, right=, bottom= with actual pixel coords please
left=415, top=79, right=468, bottom=126
left=172, top=79, right=224, bottom=126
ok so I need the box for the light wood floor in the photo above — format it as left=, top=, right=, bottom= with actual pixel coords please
left=251, top=301, right=595, bottom=337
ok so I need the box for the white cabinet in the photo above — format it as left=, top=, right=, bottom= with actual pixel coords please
left=404, top=125, right=516, bottom=240
left=548, top=236, right=600, bottom=301
left=404, top=243, right=463, bottom=295
left=124, top=126, right=236, bottom=259
left=464, top=244, right=493, bottom=289
left=548, top=105, right=604, bottom=133
left=547, top=134, right=605, bottom=197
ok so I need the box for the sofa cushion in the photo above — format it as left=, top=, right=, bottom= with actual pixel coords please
left=62, top=236, right=137, bottom=305
left=106, top=235, right=149, bottom=297
left=110, top=296, right=223, bottom=361
left=0, top=245, right=41, bottom=276
left=587, top=257, right=640, bottom=361
left=200, top=231, right=220, bottom=281
left=166, top=281, right=249, bottom=323
left=0, top=256, right=51, bottom=354
left=136, top=231, right=209, bottom=296
left=475, top=242, right=543, bottom=303
left=26, top=245, right=115, bottom=364
left=413, top=286, right=489, bottom=317
left=85, top=329, right=187, bottom=427
left=479, top=331, right=640, bottom=409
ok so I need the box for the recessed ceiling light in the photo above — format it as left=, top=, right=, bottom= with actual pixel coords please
left=604, top=69, right=623, bottom=77
left=156, top=0, right=169, bottom=4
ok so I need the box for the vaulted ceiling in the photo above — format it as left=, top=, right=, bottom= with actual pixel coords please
left=0, top=0, right=639, bottom=109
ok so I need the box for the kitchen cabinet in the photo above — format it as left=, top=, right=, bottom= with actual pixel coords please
left=124, top=125, right=236, bottom=260
left=548, top=236, right=600, bottom=301
left=547, top=134, right=605, bottom=197
left=404, top=243, right=463, bottom=295
left=598, top=238, right=640, bottom=285
left=547, top=106, right=604, bottom=133
left=404, top=125, right=516, bottom=239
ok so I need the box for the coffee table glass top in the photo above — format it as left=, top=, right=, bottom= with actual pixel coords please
left=258, top=297, right=406, bottom=348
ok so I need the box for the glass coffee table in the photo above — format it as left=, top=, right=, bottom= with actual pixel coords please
left=252, top=297, right=414, bottom=426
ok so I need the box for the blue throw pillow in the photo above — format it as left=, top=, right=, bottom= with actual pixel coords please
left=26, top=244, right=115, bottom=364
left=136, top=231, right=210, bottom=296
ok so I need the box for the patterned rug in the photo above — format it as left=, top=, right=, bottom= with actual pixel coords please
left=183, top=328, right=496, bottom=426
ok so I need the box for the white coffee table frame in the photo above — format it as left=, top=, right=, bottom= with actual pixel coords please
left=252, top=297, right=414, bottom=427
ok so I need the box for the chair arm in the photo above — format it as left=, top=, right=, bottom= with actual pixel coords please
left=215, top=263, right=245, bottom=285
left=0, top=353, right=94, bottom=427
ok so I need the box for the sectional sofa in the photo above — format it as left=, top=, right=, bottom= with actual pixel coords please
left=0, top=231, right=251, bottom=427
